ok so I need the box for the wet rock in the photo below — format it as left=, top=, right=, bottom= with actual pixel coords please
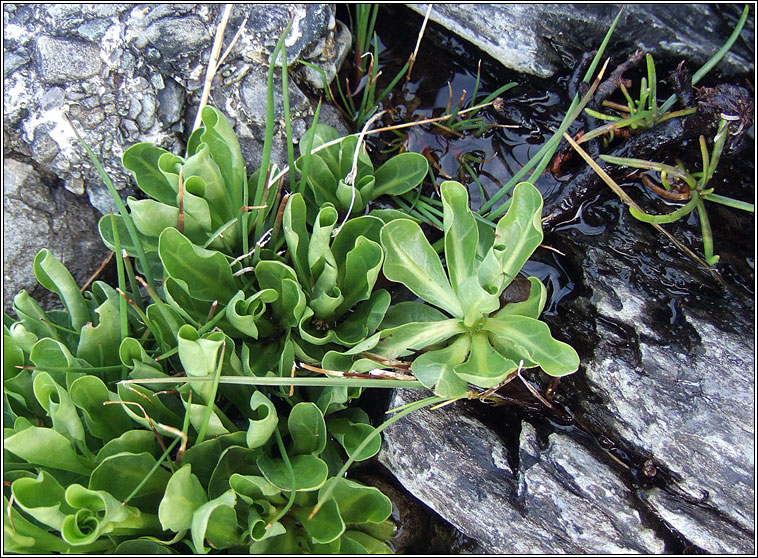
left=3, top=158, right=110, bottom=314
left=554, top=203, right=755, bottom=554
left=406, top=4, right=754, bottom=78
left=378, top=389, right=665, bottom=553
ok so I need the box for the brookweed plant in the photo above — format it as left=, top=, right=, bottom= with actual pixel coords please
left=12, top=6, right=716, bottom=554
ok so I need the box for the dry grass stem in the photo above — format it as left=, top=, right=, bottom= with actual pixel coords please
left=404, top=3, right=433, bottom=92
left=193, top=4, right=233, bottom=131
left=80, top=251, right=114, bottom=292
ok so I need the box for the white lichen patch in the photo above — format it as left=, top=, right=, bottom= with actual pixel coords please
left=23, top=106, right=77, bottom=159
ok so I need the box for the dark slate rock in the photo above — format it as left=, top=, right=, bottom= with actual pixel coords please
left=3, top=158, right=110, bottom=314
left=156, top=75, right=186, bottom=127
left=378, top=389, right=665, bottom=553
left=406, top=4, right=754, bottom=78
left=553, top=203, right=755, bottom=554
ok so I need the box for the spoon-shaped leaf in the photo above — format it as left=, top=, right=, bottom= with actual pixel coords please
left=441, top=181, right=478, bottom=294
left=381, top=219, right=463, bottom=317
left=159, top=228, right=238, bottom=303
left=483, top=315, right=579, bottom=377
left=493, top=182, right=544, bottom=289
left=372, top=152, right=428, bottom=198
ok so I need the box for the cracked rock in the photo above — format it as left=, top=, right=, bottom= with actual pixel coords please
left=554, top=202, right=755, bottom=554
left=378, top=389, right=665, bottom=553
left=3, top=158, right=110, bottom=314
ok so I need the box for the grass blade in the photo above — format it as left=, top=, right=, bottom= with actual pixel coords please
left=65, top=115, right=156, bottom=292
left=659, top=5, right=750, bottom=114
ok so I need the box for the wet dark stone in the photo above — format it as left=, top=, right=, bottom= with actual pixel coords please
left=406, top=4, right=754, bottom=79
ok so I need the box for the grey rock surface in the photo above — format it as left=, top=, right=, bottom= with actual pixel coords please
left=378, top=390, right=665, bottom=553
left=563, top=212, right=756, bottom=554
left=4, top=3, right=339, bottom=306
left=3, top=3, right=337, bottom=215
left=3, top=158, right=110, bottom=314
left=406, top=4, right=754, bottom=78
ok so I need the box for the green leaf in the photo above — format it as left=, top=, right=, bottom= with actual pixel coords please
left=12, top=290, right=57, bottom=341
left=98, top=214, right=160, bottom=264
left=159, top=464, right=208, bottom=532
left=326, top=477, right=393, bottom=524
left=493, top=182, right=544, bottom=289
left=330, top=216, right=384, bottom=267
left=441, top=181, right=479, bottom=295
left=255, top=261, right=309, bottom=328
left=69, top=375, right=131, bottom=441
left=32, top=372, right=85, bottom=444
left=381, top=219, right=463, bottom=317
left=207, top=444, right=262, bottom=501
left=338, top=135, right=374, bottom=183
left=298, top=123, right=341, bottom=170
left=5, top=427, right=91, bottom=475
left=183, top=142, right=236, bottom=225
left=128, top=197, right=210, bottom=247
left=380, top=301, right=448, bottom=330
left=114, top=539, right=178, bottom=554
left=300, top=154, right=340, bottom=207
left=246, top=507, right=286, bottom=542
left=376, top=319, right=467, bottom=358
left=33, top=249, right=90, bottom=332
left=177, top=324, right=225, bottom=405
left=116, top=383, right=183, bottom=432
left=372, top=152, right=428, bottom=198
left=11, top=470, right=72, bottom=530
left=247, top=391, right=278, bottom=449
left=146, top=303, right=185, bottom=351
left=483, top=315, right=580, bottom=377
left=326, top=408, right=381, bottom=461
left=182, top=431, right=247, bottom=487
left=343, top=530, right=393, bottom=554
left=454, top=331, right=517, bottom=388
left=61, top=484, right=133, bottom=546
left=336, top=236, right=384, bottom=317
left=159, top=228, right=238, bottom=303
left=331, top=289, right=391, bottom=346
left=89, top=452, right=171, bottom=510
left=456, top=275, right=500, bottom=328
left=191, top=489, right=241, bottom=553
left=288, top=402, right=327, bottom=456
left=197, top=106, right=246, bottom=216
left=77, top=292, right=122, bottom=368
left=229, top=473, right=282, bottom=503
left=411, top=335, right=471, bottom=398
left=122, top=143, right=178, bottom=205
left=257, top=453, right=329, bottom=492
left=292, top=498, right=345, bottom=544
left=282, top=193, right=312, bottom=291
left=184, top=397, right=229, bottom=439
left=368, top=207, right=422, bottom=224
left=226, top=289, right=278, bottom=339
left=3, top=495, right=87, bottom=554
left=96, top=430, right=160, bottom=463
